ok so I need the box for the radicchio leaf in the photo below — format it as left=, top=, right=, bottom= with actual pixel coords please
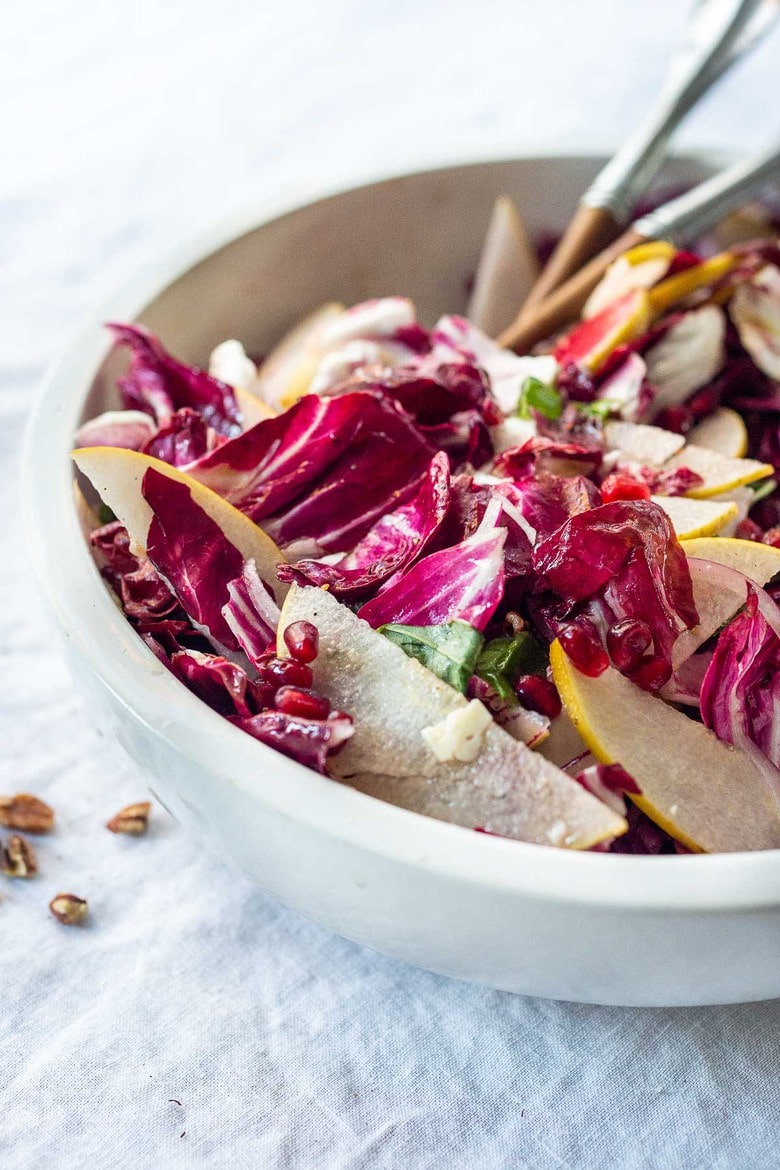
left=222, top=559, right=281, bottom=666
left=573, top=762, right=641, bottom=818
left=89, top=521, right=178, bottom=622
left=187, top=390, right=435, bottom=555
left=233, top=710, right=354, bottom=774
left=108, top=322, right=241, bottom=436
left=170, top=649, right=265, bottom=718
left=700, top=588, right=780, bottom=808
left=358, top=527, right=506, bottom=631
left=532, top=499, right=699, bottom=687
left=75, top=410, right=156, bottom=451
left=513, top=473, right=600, bottom=541
left=141, top=407, right=211, bottom=467
left=277, top=452, right=450, bottom=597
left=142, top=468, right=246, bottom=652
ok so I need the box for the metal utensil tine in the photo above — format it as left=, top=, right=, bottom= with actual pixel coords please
left=585, top=0, right=774, bottom=222
left=635, top=144, right=780, bottom=242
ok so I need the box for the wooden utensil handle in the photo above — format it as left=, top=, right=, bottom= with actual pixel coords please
left=520, top=203, right=624, bottom=319
left=498, top=225, right=648, bottom=353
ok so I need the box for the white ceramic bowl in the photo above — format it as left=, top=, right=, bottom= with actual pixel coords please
left=23, top=155, right=780, bottom=1006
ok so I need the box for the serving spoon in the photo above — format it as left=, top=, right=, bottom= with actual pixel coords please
left=512, top=0, right=780, bottom=326
left=498, top=141, right=780, bottom=352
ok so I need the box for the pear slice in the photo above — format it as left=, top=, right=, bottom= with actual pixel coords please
left=235, top=386, right=276, bottom=427
left=72, top=447, right=288, bottom=604
left=687, top=407, right=748, bottom=459
left=467, top=196, right=539, bottom=337
left=605, top=420, right=685, bottom=466
left=252, top=302, right=345, bottom=411
left=651, top=495, right=738, bottom=540
left=672, top=537, right=780, bottom=668
left=647, top=253, right=738, bottom=316
left=550, top=640, right=780, bottom=852
left=279, top=585, right=625, bottom=848
left=663, top=444, right=772, bottom=498
left=584, top=241, right=675, bottom=319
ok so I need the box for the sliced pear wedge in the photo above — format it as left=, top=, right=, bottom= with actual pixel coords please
left=467, top=196, right=539, bottom=337
left=672, top=537, right=780, bottom=669
left=688, top=407, right=748, bottom=459
left=235, top=386, right=276, bottom=427
left=651, top=495, right=738, bottom=540
left=252, top=302, right=345, bottom=411
left=605, top=420, right=685, bottom=466
left=279, top=585, right=625, bottom=848
left=72, top=447, right=288, bottom=604
left=647, top=253, right=738, bottom=316
left=584, top=241, right=675, bottom=319
left=664, top=444, right=773, bottom=498
left=550, top=640, right=780, bottom=852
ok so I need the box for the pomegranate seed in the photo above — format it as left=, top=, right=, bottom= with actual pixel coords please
left=600, top=472, right=651, bottom=504
left=654, top=406, right=692, bottom=435
left=559, top=626, right=610, bottom=677
left=274, top=686, right=331, bottom=720
left=736, top=518, right=763, bottom=542
left=283, top=620, right=319, bottom=663
left=762, top=526, right=780, bottom=548
left=607, top=619, right=652, bottom=672
left=261, top=658, right=314, bottom=691
left=630, top=655, right=672, bottom=692
left=514, top=674, right=562, bottom=718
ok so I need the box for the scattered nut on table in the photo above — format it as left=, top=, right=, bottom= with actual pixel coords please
left=49, top=893, right=88, bottom=925
left=106, top=801, right=151, bottom=835
left=1, top=834, right=37, bottom=878
left=0, top=794, right=55, bottom=834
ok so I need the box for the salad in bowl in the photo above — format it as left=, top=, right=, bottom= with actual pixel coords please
left=72, top=215, right=780, bottom=858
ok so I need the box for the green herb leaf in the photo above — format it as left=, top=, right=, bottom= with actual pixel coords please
left=578, top=399, right=619, bottom=420
left=475, top=632, right=548, bottom=700
left=517, top=377, right=562, bottom=421
left=378, top=620, right=484, bottom=693
left=750, top=477, right=777, bottom=502
left=98, top=503, right=118, bottom=524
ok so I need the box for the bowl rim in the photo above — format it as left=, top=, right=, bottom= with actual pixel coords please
left=22, top=151, right=780, bottom=912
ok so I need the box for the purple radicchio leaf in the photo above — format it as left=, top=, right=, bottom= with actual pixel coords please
left=141, top=467, right=246, bottom=653
left=573, top=762, right=641, bottom=817
left=232, top=710, right=354, bottom=774
left=700, top=587, right=780, bottom=809
left=170, top=649, right=265, bottom=719
left=74, top=410, right=156, bottom=451
left=141, top=407, right=211, bottom=467
left=358, top=526, right=506, bottom=631
left=187, top=390, right=435, bottom=556
left=222, top=559, right=281, bottom=666
left=277, top=452, right=450, bottom=597
left=512, top=473, right=600, bottom=542
left=608, top=803, right=686, bottom=854
left=351, top=360, right=501, bottom=427
left=532, top=499, right=699, bottom=688
left=443, top=478, right=534, bottom=583
left=107, top=322, right=241, bottom=436
left=89, top=521, right=178, bottom=622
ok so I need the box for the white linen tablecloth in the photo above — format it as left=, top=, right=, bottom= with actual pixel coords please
left=3, top=2, right=779, bottom=1165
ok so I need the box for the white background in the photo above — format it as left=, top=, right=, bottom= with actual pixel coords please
left=3, top=1, right=780, bottom=1166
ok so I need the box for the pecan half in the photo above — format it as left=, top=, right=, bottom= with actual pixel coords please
left=49, top=893, right=88, bottom=925
left=0, top=795, right=54, bottom=834
left=106, top=801, right=151, bottom=835
left=1, top=835, right=37, bottom=878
